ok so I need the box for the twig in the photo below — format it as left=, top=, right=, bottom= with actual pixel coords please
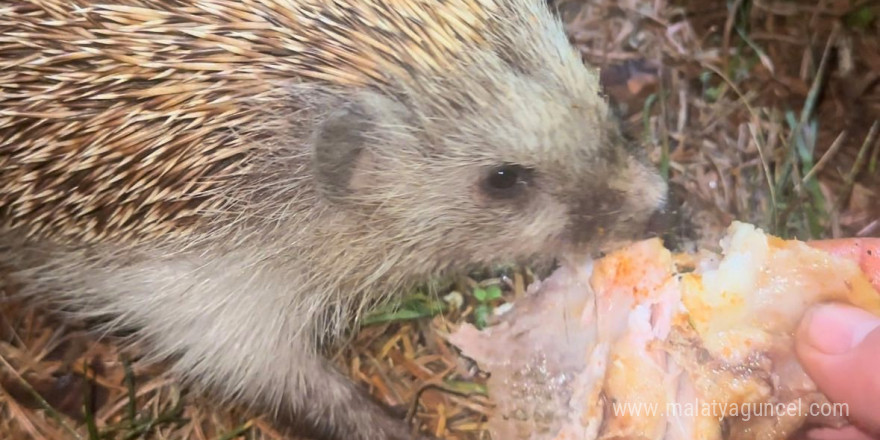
left=834, top=121, right=879, bottom=212
left=0, top=354, right=83, bottom=440
left=801, top=130, right=847, bottom=185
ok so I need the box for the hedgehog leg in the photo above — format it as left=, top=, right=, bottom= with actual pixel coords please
left=269, top=355, right=424, bottom=440
left=7, top=247, right=425, bottom=440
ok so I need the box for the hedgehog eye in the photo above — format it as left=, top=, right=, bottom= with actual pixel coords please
left=482, top=164, right=533, bottom=199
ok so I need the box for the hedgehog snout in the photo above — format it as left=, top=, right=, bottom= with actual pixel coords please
left=564, top=157, right=667, bottom=247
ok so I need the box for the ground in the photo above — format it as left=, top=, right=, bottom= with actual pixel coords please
left=1, top=0, right=878, bottom=439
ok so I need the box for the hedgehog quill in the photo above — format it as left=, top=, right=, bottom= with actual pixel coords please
left=0, top=1, right=666, bottom=439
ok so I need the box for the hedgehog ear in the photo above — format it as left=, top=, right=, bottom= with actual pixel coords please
left=311, top=92, right=411, bottom=202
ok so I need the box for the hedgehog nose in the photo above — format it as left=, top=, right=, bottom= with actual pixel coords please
left=568, top=176, right=669, bottom=245
left=644, top=203, right=674, bottom=238
left=567, top=191, right=626, bottom=244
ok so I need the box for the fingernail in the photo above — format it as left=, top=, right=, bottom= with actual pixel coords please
left=804, top=304, right=880, bottom=355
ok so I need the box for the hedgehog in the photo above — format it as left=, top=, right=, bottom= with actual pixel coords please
left=0, top=0, right=667, bottom=439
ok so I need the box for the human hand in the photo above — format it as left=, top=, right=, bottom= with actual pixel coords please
left=796, top=239, right=880, bottom=440
left=796, top=303, right=880, bottom=439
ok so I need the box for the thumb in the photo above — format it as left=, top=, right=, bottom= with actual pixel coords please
left=796, top=303, right=880, bottom=436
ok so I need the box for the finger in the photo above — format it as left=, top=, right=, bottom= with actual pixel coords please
left=796, top=303, right=880, bottom=435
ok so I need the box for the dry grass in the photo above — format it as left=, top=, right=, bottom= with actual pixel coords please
left=2, top=0, right=878, bottom=439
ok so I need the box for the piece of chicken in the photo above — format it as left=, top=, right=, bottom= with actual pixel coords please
left=449, top=222, right=880, bottom=440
